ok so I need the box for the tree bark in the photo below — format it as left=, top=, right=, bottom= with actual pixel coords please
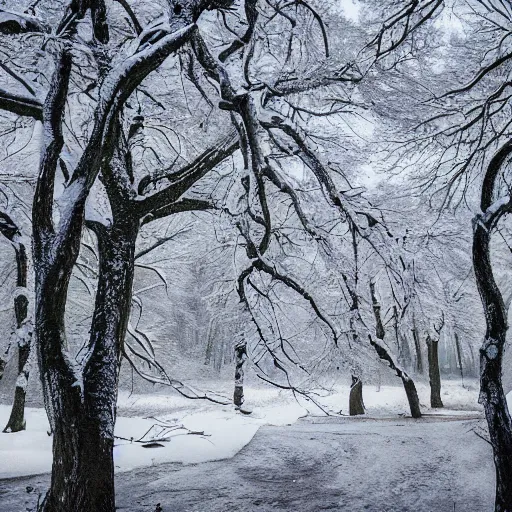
left=3, top=330, right=31, bottom=433
left=35, top=264, right=84, bottom=510
left=468, top=343, right=478, bottom=378
left=472, top=140, right=512, bottom=512
left=402, top=375, right=422, bottom=418
left=40, top=218, right=138, bottom=512
left=454, top=332, right=464, bottom=383
left=474, top=218, right=512, bottom=511
left=0, top=213, right=32, bottom=433
left=234, top=339, right=247, bottom=408
left=411, top=317, right=423, bottom=374
left=370, top=281, right=421, bottom=418
left=25, top=8, right=208, bottom=511
left=349, top=375, right=365, bottom=415
left=342, top=228, right=366, bottom=416
left=81, top=218, right=138, bottom=509
left=426, top=335, right=443, bottom=408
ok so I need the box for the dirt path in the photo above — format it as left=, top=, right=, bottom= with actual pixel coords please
left=0, top=415, right=494, bottom=512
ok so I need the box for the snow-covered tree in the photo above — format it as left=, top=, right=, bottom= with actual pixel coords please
left=0, top=0, right=450, bottom=510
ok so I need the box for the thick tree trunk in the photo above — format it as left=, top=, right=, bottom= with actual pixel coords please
left=40, top=413, right=116, bottom=512
left=474, top=219, right=512, bottom=512
left=39, top=218, right=138, bottom=512
left=471, top=141, right=512, bottom=512
left=36, top=275, right=84, bottom=510
left=234, top=339, right=247, bottom=408
left=30, top=20, right=196, bottom=511
left=349, top=375, right=365, bottom=415
left=426, top=335, right=443, bottom=408
left=401, top=375, right=421, bottom=418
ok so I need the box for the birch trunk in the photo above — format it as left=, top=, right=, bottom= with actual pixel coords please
left=234, top=340, right=247, bottom=408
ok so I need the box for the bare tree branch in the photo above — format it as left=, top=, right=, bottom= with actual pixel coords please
left=0, top=8, right=49, bottom=34
left=0, top=87, right=42, bottom=120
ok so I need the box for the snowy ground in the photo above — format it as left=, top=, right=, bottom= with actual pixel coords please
left=0, top=378, right=493, bottom=511
left=0, top=415, right=493, bottom=511
left=0, top=378, right=482, bottom=479
left=0, top=393, right=307, bottom=479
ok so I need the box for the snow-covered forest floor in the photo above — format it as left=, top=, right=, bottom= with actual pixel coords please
left=0, top=379, right=482, bottom=478
left=0, top=415, right=493, bottom=512
left=0, top=378, right=492, bottom=511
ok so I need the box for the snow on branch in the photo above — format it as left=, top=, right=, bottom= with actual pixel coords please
left=475, top=195, right=512, bottom=230
left=48, top=22, right=198, bottom=250
left=134, top=227, right=192, bottom=260
left=33, top=48, right=72, bottom=242
left=0, top=210, right=21, bottom=242
left=0, top=87, right=42, bottom=120
left=265, top=0, right=329, bottom=57
left=234, top=235, right=338, bottom=349
left=56, top=0, right=109, bottom=43
left=137, top=129, right=239, bottom=221
left=262, top=157, right=325, bottom=242
left=0, top=9, right=49, bottom=35
left=218, top=0, right=258, bottom=62
left=368, top=334, right=411, bottom=382
left=472, top=139, right=512, bottom=230
left=267, top=66, right=362, bottom=96
left=114, top=0, right=142, bottom=35
left=365, top=0, right=443, bottom=60
left=140, top=198, right=214, bottom=226
left=439, top=52, right=512, bottom=100
left=70, top=22, right=197, bottom=188
left=261, top=114, right=369, bottom=228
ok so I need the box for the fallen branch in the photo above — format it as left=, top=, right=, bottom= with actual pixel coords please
left=114, top=418, right=211, bottom=446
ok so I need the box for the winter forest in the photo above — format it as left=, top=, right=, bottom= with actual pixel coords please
left=0, top=0, right=510, bottom=510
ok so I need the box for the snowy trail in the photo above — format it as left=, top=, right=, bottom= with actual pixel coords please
left=0, top=415, right=493, bottom=512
